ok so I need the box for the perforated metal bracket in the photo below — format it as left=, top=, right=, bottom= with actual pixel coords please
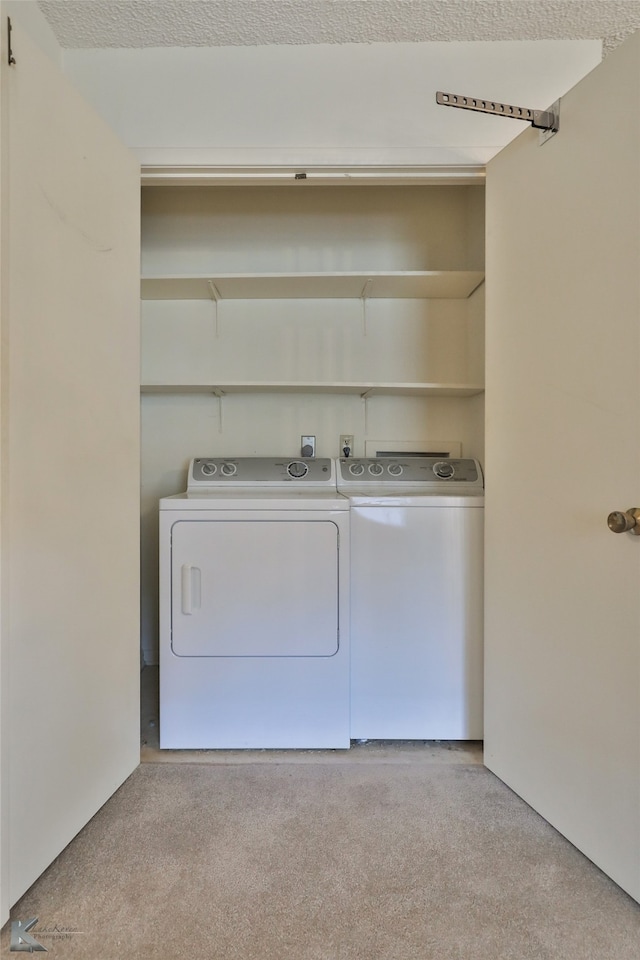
left=436, top=91, right=560, bottom=143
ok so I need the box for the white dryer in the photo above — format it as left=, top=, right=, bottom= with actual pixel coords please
left=160, top=457, right=350, bottom=749
left=337, top=457, right=484, bottom=741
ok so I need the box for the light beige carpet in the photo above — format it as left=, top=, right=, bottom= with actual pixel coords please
left=4, top=760, right=640, bottom=959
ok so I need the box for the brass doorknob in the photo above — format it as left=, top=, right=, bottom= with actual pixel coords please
left=607, top=508, right=640, bottom=534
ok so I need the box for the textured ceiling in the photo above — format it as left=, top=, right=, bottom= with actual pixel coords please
left=36, top=0, right=640, bottom=52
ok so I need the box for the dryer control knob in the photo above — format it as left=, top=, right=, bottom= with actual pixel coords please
left=287, top=460, right=309, bottom=479
left=221, top=462, right=237, bottom=476
left=433, top=461, right=455, bottom=479
left=201, top=462, right=217, bottom=476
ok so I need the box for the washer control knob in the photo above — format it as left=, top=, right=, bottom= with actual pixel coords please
left=368, top=462, right=384, bottom=476
left=349, top=462, right=365, bottom=476
left=221, top=462, right=237, bottom=477
left=433, top=461, right=455, bottom=479
left=201, top=462, right=217, bottom=476
left=287, top=460, right=309, bottom=479
left=387, top=463, right=403, bottom=476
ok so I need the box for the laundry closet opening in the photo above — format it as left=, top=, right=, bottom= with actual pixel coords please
left=139, top=182, right=486, bottom=746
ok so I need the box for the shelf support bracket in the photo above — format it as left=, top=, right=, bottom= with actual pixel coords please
left=436, top=91, right=560, bottom=144
left=208, top=281, right=222, bottom=337
left=361, top=394, right=369, bottom=437
left=360, top=279, right=373, bottom=335
left=211, top=388, right=225, bottom=433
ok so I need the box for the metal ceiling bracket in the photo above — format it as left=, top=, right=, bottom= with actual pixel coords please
left=436, top=91, right=560, bottom=143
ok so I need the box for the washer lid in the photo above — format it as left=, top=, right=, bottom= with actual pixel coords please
left=344, top=492, right=484, bottom=506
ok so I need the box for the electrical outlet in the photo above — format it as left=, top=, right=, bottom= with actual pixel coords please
left=340, top=434, right=354, bottom=457
left=301, top=435, right=316, bottom=458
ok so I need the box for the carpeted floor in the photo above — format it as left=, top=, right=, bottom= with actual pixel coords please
left=4, top=759, right=640, bottom=959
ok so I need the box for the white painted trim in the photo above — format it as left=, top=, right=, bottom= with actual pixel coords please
left=141, top=164, right=485, bottom=186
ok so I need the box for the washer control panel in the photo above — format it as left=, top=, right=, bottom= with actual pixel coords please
left=337, top=457, right=483, bottom=488
left=189, top=457, right=335, bottom=489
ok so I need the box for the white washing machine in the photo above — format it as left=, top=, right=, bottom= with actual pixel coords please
left=337, top=457, right=484, bottom=740
left=159, top=457, right=350, bottom=749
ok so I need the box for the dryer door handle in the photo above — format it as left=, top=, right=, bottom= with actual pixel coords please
left=181, top=564, right=202, bottom=614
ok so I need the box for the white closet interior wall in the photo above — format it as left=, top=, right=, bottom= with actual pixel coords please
left=140, top=184, right=485, bottom=664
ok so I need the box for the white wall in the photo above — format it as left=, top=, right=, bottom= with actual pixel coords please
left=62, top=40, right=601, bottom=169
left=60, top=35, right=601, bottom=667
left=139, top=183, right=485, bottom=663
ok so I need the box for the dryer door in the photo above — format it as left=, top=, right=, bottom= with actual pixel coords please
left=171, top=519, right=339, bottom=656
